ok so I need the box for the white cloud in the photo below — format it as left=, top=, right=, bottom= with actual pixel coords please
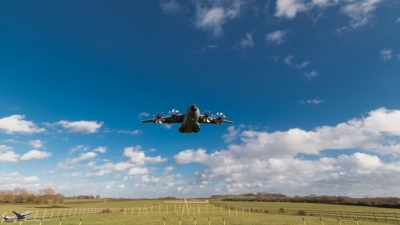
left=304, top=70, right=318, bottom=78
left=284, top=55, right=293, bottom=65
left=194, top=0, right=245, bottom=36
left=172, top=108, right=400, bottom=196
left=266, top=29, right=290, bottom=45
left=87, top=146, right=167, bottom=177
left=337, top=0, right=383, bottom=32
left=58, top=152, right=97, bottom=169
left=239, top=33, right=254, bottom=49
left=20, top=150, right=52, bottom=161
left=299, top=99, right=324, bottom=104
left=70, top=145, right=88, bottom=155
left=0, top=145, right=13, bottom=152
left=29, top=140, right=43, bottom=148
left=62, top=172, right=81, bottom=177
left=0, top=115, right=45, bottom=134
left=0, top=151, right=19, bottom=162
left=379, top=48, right=393, bottom=61
left=94, top=146, right=107, bottom=153
left=295, top=61, right=310, bottom=69
left=222, top=125, right=245, bottom=142
left=138, top=112, right=150, bottom=119
left=117, top=130, right=141, bottom=135
left=163, top=124, right=172, bottom=129
left=275, top=0, right=307, bottom=19
left=338, top=152, right=381, bottom=169
left=397, top=18, right=400, bottom=23
left=3, top=139, right=17, bottom=143
left=164, top=165, right=174, bottom=174
left=55, top=120, right=103, bottom=133
left=284, top=55, right=309, bottom=68
left=160, top=0, right=182, bottom=14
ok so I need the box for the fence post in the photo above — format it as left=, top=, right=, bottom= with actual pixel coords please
left=395, top=213, right=399, bottom=223
left=365, top=212, right=368, bottom=221
left=50, top=209, right=54, bottom=219
left=385, top=213, right=388, bottom=222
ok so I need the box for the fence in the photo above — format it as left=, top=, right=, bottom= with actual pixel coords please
left=213, top=203, right=400, bottom=223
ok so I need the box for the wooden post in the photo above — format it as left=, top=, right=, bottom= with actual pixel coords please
left=385, top=213, right=388, bottom=222
left=43, top=210, right=47, bottom=220
left=50, top=209, right=54, bottom=219
left=34, top=211, right=38, bottom=220
left=57, top=209, right=60, bottom=218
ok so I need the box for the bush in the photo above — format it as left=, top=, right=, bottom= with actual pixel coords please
left=298, top=210, right=307, bottom=216
left=101, top=208, right=112, bottom=214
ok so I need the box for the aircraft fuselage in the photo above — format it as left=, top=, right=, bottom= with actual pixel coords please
left=179, top=104, right=200, bottom=133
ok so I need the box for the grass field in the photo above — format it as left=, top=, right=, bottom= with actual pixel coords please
left=1, top=199, right=398, bottom=225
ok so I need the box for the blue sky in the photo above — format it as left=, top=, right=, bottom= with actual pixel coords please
left=0, top=0, right=400, bottom=198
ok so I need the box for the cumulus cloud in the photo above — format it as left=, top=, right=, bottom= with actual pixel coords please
left=138, top=112, right=150, bottom=119
left=87, top=146, right=167, bottom=177
left=20, top=150, right=52, bottom=161
left=171, top=108, right=400, bottom=196
left=94, top=146, right=107, bottom=153
left=54, top=120, right=103, bottom=134
left=266, top=29, right=290, bottom=45
left=194, top=0, right=245, bottom=36
left=160, top=0, right=182, bottom=14
left=29, top=140, right=43, bottom=148
left=0, top=115, right=45, bottom=134
left=0, top=150, right=19, bottom=162
left=299, top=99, right=324, bottom=104
left=379, top=48, right=392, bottom=61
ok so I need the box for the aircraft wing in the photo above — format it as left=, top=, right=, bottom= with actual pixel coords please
left=141, top=115, right=184, bottom=124
left=198, top=116, right=233, bottom=124
left=20, top=211, right=32, bottom=216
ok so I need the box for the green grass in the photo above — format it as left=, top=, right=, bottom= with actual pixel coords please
left=1, top=200, right=398, bottom=225
left=210, top=200, right=400, bottom=213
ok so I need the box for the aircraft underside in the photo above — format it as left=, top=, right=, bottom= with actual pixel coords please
left=179, top=122, right=200, bottom=133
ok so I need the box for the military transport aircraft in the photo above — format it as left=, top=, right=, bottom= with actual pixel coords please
left=140, top=104, right=233, bottom=133
left=2, top=211, right=33, bottom=221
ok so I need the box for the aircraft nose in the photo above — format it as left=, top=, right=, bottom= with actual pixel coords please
left=191, top=104, right=197, bottom=112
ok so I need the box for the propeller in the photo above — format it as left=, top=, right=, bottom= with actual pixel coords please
left=168, top=109, right=179, bottom=116
left=214, top=112, right=226, bottom=120
left=214, top=112, right=226, bottom=124
left=153, top=112, right=164, bottom=124
left=201, top=110, right=212, bottom=123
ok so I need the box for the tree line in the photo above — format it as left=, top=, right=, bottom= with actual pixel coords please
left=214, top=193, right=400, bottom=208
left=0, top=188, right=64, bottom=204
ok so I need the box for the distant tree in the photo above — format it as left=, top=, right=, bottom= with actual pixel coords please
left=39, top=188, right=55, bottom=204
left=96, top=195, right=100, bottom=199
left=14, top=187, right=29, bottom=203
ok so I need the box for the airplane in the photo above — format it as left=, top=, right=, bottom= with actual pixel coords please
left=2, top=211, right=33, bottom=221
left=140, top=104, right=233, bottom=133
